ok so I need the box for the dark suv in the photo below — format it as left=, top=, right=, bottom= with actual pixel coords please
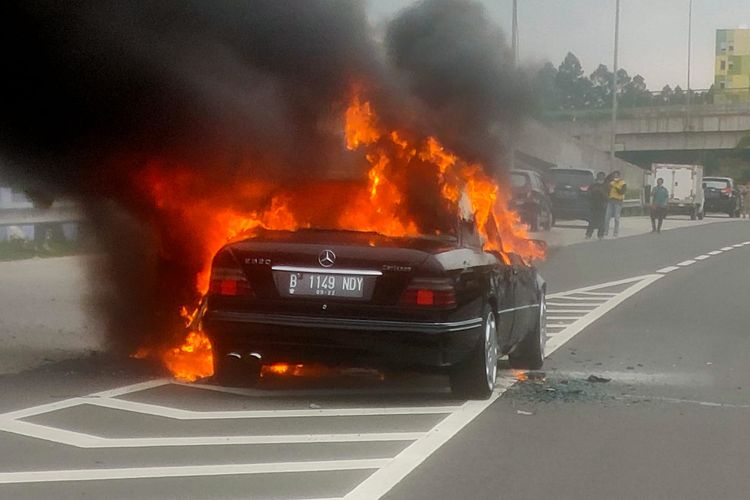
left=703, top=177, right=741, bottom=217
left=546, top=168, right=596, bottom=223
left=510, top=169, right=553, bottom=232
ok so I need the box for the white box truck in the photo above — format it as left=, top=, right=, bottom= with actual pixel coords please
left=651, top=163, right=705, bottom=220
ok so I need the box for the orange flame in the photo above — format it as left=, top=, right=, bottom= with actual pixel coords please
left=134, top=89, right=544, bottom=382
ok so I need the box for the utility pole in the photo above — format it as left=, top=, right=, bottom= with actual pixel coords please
left=509, top=0, right=518, bottom=171
left=685, top=0, right=693, bottom=132
left=610, top=0, right=620, bottom=172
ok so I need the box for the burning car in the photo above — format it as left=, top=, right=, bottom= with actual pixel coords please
left=200, top=210, right=546, bottom=399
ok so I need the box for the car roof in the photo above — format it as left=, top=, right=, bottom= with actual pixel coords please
left=548, top=168, right=595, bottom=175
left=703, top=176, right=732, bottom=181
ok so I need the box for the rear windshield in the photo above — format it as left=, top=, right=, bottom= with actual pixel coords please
left=548, top=170, right=594, bottom=187
left=704, top=179, right=730, bottom=189
left=511, top=172, right=529, bottom=188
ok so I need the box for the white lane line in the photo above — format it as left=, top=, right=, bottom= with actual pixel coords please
left=545, top=317, right=579, bottom=322
left=569, top=291, right=618, bottom=297
left=694, top=255, right=710, bottom=260
left=0, top=459, right=391, bottom=484
left=545, top=309, right=597, bottom=314
left=721, top=246, right=734, bottom=251
left=547, top=323, right=577, bottom=328
left=546, top=302, right=602, bottom=307
left=733, top=243, right=744, bottom=248
left=0, top=378, right=172, bottom=420
left=84, top=398, right=461, bottom=419
left=542, top=296, right=607, bottom=302
left=343, top=377, right=514, bottom=500
left=656, top=266, right=679, bottom=274
left=544, top=274, right=663, bottom=354
left=677, top=260, right=696, bottom=267
left=0, top=419, right=422, bottom=448
left=708, top=250, right=723, bottom=255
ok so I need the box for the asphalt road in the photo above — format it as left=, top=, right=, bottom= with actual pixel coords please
left=1, top=219, right=749, bottom=499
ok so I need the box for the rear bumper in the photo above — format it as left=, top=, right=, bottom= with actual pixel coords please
left=203, top=311, right=483, bottom=369
left=551, top=204, right=590, bottom=221
left=704, top=198, right=734, bottom=212
left=667, top=202, right=699, bottom=215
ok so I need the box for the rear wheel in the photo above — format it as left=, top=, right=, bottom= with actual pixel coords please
left=690, top=207, right=697, bottom=221
left=509, top=293, right=546, bottom=370
left=529, top=208, right=540, bottom=232
left=450, top=310, right=498, bottom=399
left=541, top=205, right=553, bottom=231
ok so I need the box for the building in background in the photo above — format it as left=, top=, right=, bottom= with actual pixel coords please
left=715, top=29, right=750, bottom=104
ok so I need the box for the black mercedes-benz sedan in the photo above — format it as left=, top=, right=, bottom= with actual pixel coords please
left=201, top=220, right=547, bottom=399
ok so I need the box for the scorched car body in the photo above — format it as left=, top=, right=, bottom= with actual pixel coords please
left=202, top=219, right=547, bottom=399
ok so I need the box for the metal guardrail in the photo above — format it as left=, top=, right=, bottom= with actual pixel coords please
left=0, top=207, right=85, bottom=227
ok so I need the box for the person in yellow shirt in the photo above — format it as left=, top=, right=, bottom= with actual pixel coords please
left=604, top=170, right=627, bottom=237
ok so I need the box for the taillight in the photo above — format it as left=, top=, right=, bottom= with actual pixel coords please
left=579, top=184, right=590, bottom=192
left=209, top=266, right=252, bottom=296
left=400, top=277, right=456, bottom=308
left=722, top=187, right=732, bottom=194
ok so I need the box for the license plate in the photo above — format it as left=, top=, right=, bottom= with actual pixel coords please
left=274, top=272, right=370, bottom=299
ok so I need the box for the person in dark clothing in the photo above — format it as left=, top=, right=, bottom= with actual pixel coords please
left=586, top=171, right=608, bottom=240
left=650, top=177, right=669, bottom=233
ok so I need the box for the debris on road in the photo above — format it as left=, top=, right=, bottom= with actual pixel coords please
left=516, top=410, right=534, bottom=416
left=587, top=374, right=611, bottom=383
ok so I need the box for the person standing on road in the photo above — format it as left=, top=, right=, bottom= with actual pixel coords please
left=650, top=177, right=669, bottom=233
left=586, top=172, right=608, bottom=240
left=604, top=171, right=627, bottom=237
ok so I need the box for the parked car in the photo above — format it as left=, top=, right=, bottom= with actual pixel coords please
left=545, top=168, right=595, bottom=223
left=201, top=218, right=547, bottom=400
left=510, top=169, right=553, bottom=232
left=703, top=176, right=741, bottom=217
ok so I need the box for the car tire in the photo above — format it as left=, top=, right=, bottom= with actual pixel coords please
left=529, top=209, right=540, bottom=232
left=542, top=205, right=553, bottom=231
left=449, top=309, right=498, bottom=400
left=508, top=292, right=546, bottom=370
left=690, top=208, right=697, bottom=221
left=697, top=208, right=704, bottom=220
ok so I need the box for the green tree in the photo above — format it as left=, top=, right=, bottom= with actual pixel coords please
left=532, top=62, right=560, bottom=111
left=589, top=64, right=613, bottom=109
left=555, top=52, right=591, bottom=109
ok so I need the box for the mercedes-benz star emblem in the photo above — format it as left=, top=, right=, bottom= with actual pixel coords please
left=318, top=249, right=336, bottom=268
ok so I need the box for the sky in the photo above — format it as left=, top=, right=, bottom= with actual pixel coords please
left=367, top=0, right=750, bottom=91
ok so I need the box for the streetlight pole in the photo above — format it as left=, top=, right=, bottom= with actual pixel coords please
left=509, top=0, right=518, bottom=171
left=686, top=0, right=693, bottom=131
left=610, top=0, right=620, bottom=172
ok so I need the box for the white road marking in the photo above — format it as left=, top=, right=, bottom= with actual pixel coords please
left=544, top=274, right=663, bottom=354
left=547, top=302, right=603, bottom=307
left=0, top=459, right=391, bottom=484
left=733, top=243, right=744, bottom=248
left=656, top=266, right=679, bottom=273
left=80, top=397, right=462, bottom=420
left=694, top=255, right=710, bottom=260
left=569, top=291, right=618, bottom=297
left=708, top=250, right=723, bottom=255
left=342, top=377, right=515, bottom=500
left=545, top=309, right=598, bottom=314
left=543, top=296, right=607, bottom=302
left=0, top=419, right=423, bottom=448
left=721, top=246, right=734, bottom=251
left=677, top=260, right=696, bottom=266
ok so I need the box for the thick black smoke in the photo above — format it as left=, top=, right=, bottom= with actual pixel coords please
left=0, top=0, right=531, bottom=353
left=386, top=0, right=531, bottom=168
